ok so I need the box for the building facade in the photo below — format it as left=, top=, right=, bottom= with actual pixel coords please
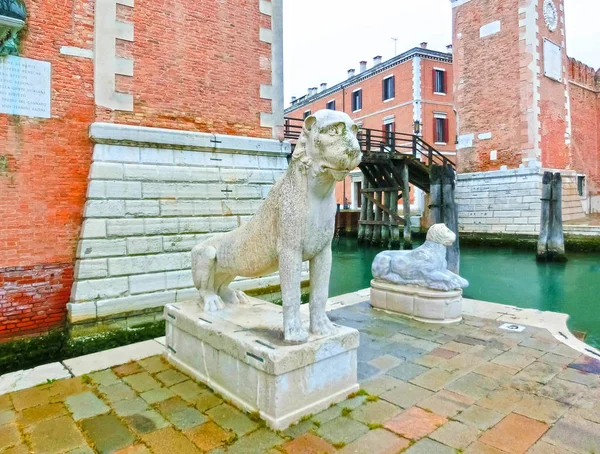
left=451, top=0, right=599, bottom=234
left=285, top=45, right=457, bottom=213
left=0, top=0, right=288, bottom=340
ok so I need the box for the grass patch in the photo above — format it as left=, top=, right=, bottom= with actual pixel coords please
left=367, top=423, right=383, bottom=430
left=299, top=414, right=313, bottom=423
left=313, top=420, right=321, bottom=428
left=332, top=442, right=346, bottom=449
left=347, top=389, right=368, bottom=399
left=248, top=411, right=262, bottom=422
left=0, top=321, right=166, bottom=375
left=341, top=407, right=352, bottom=417
left=365, top=395, right=379, bottom=402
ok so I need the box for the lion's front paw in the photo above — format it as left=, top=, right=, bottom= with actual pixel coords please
left=310, top=314, right=338, bottom=337
left=284, top=321, right=309, bottom=344
left=202, top=294, right=225, bottom=312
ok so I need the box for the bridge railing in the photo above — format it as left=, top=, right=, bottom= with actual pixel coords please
left=283, top=117, right=455, bottom=170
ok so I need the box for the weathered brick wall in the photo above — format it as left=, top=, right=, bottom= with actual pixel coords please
left=568, top=58, right=600, bottom=211
left=452, top=0, right=522, bottom=172
left=1, top=0, right=282, bottom=339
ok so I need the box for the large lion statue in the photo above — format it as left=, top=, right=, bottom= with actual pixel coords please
left=371, top=224, right=469, bottom=291
left=191, top=110, right=362, bottom=343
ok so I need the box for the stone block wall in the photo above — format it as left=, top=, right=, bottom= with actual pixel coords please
left=67, top=124, right=296, bottom=333
left=456, top=166, right=585, bottom=234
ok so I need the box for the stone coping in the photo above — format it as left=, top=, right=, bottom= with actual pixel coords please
left=2, top=287, right=599, bottom=396
left=89, top=122, right=291, bottom=155
left=164, top=299, right=360, bottom=376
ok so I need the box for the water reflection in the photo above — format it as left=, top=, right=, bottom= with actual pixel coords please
left=330, top=237, right=600, bottom=349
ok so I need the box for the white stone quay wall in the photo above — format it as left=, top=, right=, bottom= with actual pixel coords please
left=456, top=166, right=585, bottom=235
left=68, top=123, right=300, bottom=326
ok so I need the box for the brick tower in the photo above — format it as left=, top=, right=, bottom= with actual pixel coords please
left=451, top=0, right=572, bottom=173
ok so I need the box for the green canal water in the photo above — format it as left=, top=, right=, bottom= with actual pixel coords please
left=330, top=237, right=600, bottom=349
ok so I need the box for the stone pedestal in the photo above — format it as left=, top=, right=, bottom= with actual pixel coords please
left=164, top=298, right=359, bottom=430
left=370, top=280, right=462, bottom=323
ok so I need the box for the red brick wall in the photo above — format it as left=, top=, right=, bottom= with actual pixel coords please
left=452, top=0, right=522, bottom=172
left=0, top=0, right=274, bottom=339
left=421, top=59, right=455, bottom=153
left=568, top=59, right=600, bottom=196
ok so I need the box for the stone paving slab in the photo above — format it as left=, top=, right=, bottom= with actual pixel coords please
left=1, top=296, right=600, bottom=453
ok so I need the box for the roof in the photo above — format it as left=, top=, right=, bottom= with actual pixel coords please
left=285, top=47, right=452, bottom=113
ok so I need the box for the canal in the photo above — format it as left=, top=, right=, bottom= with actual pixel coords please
left=330, top=237, right=600, bottom=349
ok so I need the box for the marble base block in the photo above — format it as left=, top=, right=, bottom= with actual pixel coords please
left=370, top=280, right=462, bottom=323
left=164, top=298, right=359, bottom=430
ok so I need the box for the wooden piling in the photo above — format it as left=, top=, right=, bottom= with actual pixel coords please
left=382, top=191, right=391, bottom=247
left=390, top=190, right=400, bottom=248
left=430, top=164, right=443, bottom=224
left=442, top=164, right=460, bottom=274
left=548, top=172, right=567, bottom=262
left=537, top=171, right=553, bottom=260
left=358, top=178, right=368, bottom=242
left=401, top=162, right=412, bottom=249
left=372, top=191, right=382, bottom=245
left=365, top=182, right=374, bottom=243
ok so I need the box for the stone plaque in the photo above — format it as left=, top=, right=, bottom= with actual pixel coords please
left=543, top=39, right=562, bottom=82
left=0, top=55, right=51, bottom=118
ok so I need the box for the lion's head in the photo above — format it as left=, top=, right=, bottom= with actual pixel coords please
left=292, top=110, right=362, bottom=181
left=426, top=223, right=456, bottom=247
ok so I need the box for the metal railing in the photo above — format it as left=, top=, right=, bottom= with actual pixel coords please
left=284, top=117, right=455, bottom=170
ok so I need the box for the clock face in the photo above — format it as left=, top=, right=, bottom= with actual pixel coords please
left=543, top=0, right=558, bottom=32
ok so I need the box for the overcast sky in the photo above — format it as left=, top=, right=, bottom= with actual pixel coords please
left=283, top=0, right=600, bottom=106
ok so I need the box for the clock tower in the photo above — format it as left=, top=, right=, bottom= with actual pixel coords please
left=450, top=0, right=572, bottom=172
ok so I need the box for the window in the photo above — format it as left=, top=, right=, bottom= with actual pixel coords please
left=577, top=175, right=586, bottom=197
left=326, top=100, right=336, bottom=110
left=352, top=89, right=362, bottom=111
left=303, top=110, right=311, bottom=119
left=434, top=114, right=449, bottom=143
left=382, top=76, right=395, bottom=101
left=383, top=122, right=395, bottom=146
left=434, top=69, right=446, bottom=94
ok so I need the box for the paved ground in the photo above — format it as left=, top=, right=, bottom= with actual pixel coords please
left=2, top=301, right=600, bottom=454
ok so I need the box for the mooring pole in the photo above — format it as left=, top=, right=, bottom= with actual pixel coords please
left=401, top=161, right=412, bottom=249
left=548, top=172, right=567, bottom=262
left=390, top=190, right=400, bottom=248
left=442, top=164, right=460, bottom=274
left=537, top=171, right=553, bottom=261
left=373, top=191, right=382, bottom=245
left=382, top=191, right=391, bottom=248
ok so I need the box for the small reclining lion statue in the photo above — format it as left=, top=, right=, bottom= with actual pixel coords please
left=372, top=224, right=469, bottom=291
left=191, top=110, right=361, bottom=343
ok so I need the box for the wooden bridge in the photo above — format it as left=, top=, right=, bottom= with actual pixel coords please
left=284, top=117, right=455, bottom=248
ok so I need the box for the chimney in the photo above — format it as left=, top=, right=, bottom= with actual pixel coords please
left=348, top=68, right=356, bottom=78
left=420, top=42, right=428, bottom=49
left=320, top=82, right=327, bottom=92
left=359, top=61, right=367, bottom=73
left=291, top=96, right=297, bottom=104
left=446, top=44, right=453, bottom=54
left=312, top=87, right=318, bottom=96
left=373, top=56, right=382, bottom=66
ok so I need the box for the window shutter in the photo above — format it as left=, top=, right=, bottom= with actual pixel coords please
left=443, top=118, right=449, bottom=143
left=443, top=71, right=447, bottom=93
left=433, top=118, right=437, bottom=142
left=382, top=79, right=386, bottom=101
left=433, top=69, right=437, bottom=93
left=391, top=77, right=395, bottom=99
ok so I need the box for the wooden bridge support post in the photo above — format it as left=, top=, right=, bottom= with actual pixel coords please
left=390, top=190, right=400, bottom=248
left=442, top=165, right=460, bottom=274
left=372, top=191, right=382, bottom=245
left=365, top=183, right=374, bottom=243
left=358, top=178, right=368, bottom=242
left=401, top=162, right=412, bottom=249
left=430, top=165, right=443, bottom=224
left=382, top=191, right=391, bottom=248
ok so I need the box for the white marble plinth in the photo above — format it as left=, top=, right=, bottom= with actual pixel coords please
left=164, top=298, right=359, bottom=430
left=370, top=280, right=462, bottom=323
